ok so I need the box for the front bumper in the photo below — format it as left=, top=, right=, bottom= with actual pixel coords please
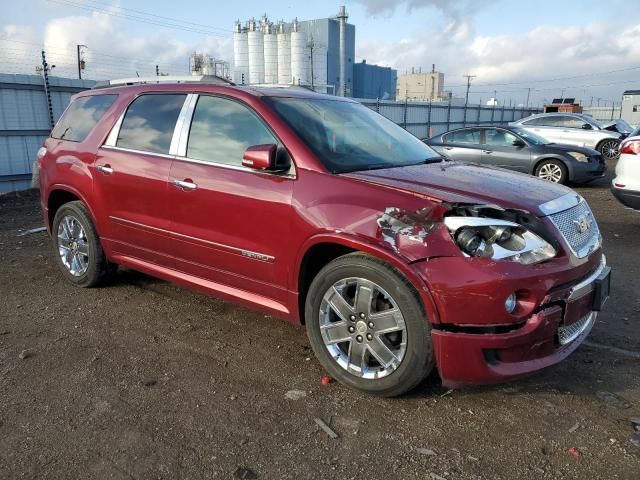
left=571, top=160, right=607, bottom=183
left=425, top=256, right=609, bottom=387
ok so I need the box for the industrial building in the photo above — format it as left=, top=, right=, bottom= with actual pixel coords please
left=621, top=90, right=640, bottom=126
left=396, top=68, right=449, bottom=102
left=232, top=7, right=355, bottom=96
left=189, top=53, right=231, bottom=79
left=353, top=60, right=397, bottom=100
left=231, top=6, right=400, bottom=98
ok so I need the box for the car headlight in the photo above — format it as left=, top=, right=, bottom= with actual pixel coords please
left=567, top=151, right=589, bottom=162
left=444, top=217, right=557, bottom=265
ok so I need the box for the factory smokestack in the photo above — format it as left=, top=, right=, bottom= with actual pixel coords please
left=337, top=5, right=348, bottom=97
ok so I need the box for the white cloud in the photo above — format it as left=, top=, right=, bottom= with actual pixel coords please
left=358, top=20, right=640, bottom=104
left=0, top=7, right=232, bottom=80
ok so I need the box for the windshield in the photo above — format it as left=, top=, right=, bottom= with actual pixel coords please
left=511, top=127, right=549, bottom=145
left=264, top=97, right=442, bottom=173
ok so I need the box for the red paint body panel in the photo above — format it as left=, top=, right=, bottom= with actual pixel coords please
left=38, top=83, right=608, bottom=387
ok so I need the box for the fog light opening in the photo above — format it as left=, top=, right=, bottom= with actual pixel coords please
left=505, top=293, right=517, bottom=314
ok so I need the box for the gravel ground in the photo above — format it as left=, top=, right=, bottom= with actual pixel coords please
left=0, top=167, right=639, bottom=480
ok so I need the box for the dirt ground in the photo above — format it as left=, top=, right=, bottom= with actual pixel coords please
left=1, top=166, right=639, bottom=480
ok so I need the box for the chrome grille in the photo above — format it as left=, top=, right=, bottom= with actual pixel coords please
left=558, top=312, right=595, bottom=345
left=548, top=200, right=601, bottom=258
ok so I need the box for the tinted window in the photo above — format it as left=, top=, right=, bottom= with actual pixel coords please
left=264, top=98, right=440, bottom=173
left=522, top=116, right=559, bottom=127
left=557, top=116, right=589, bottom=129
left=187, top=96, right=278, bottom=166
left=485, top=129, right=518, bottom=146
left=51, top=95, right=117, bottom=142
left=444, top=129, right=481, bottom=144
left=116, top=94, right=186, bottom=154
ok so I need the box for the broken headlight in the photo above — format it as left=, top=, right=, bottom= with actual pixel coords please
left=444, top=217, right=556, bottom=265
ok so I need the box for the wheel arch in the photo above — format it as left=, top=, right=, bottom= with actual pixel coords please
left=47, top=185, right=97, bottom=231
left=293, top=233, right=440, bottom=326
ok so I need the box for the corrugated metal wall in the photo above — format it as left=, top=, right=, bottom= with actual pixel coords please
left=355, top=98, right=542, bottom=139
left=0, top=73, right=94, bottom=194
left=582, top=106, right=621, bottom=123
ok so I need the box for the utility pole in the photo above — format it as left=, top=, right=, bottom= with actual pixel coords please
left=76, top=44, right=87, bottom=80
left=463, top=74, right=476, bottom=107
left=525, top=88, right=532, bottom=108
left=156, top=64, right=159, bottom=77
left=41, top=50, right=54, bottom=129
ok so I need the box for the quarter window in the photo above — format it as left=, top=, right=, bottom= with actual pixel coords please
left=51, top=94, right=117, bottom=142
left=443, top=129, right=481, bottom=144
left=186, top=96, right=277, bottom=166
left=116, top=94, right=186, bottom=154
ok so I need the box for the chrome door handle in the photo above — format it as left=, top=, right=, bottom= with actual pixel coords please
left=96, top=164, right=113, bottom=174
left=483, top=150, right=493, bottom=154
left=444, top=146, right=454, bottom=150
left=172, top=179, right=198, bottom=191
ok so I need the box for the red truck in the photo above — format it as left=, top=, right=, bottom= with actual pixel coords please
left=37, top=78, right=610, bottom=396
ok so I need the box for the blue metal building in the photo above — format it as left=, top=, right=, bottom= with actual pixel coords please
left=352, top=61, right=397, bottom=100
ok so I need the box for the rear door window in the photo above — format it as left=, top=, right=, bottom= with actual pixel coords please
left=116, top=94, right=187, bottom=154
left=443, top=129, right=481, bottom=144
left=51, top=94, right=117, bottom=142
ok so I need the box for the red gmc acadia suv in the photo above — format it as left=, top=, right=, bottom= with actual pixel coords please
left=37, top=78, right=610, bottom=396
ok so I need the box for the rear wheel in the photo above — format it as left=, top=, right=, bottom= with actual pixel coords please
left=305, top=253, right=434, bottom=397
left=597, top=139, right=620, bottom=161
left=52, top=201, right=113, bottom=287
left=535, top=159, right=568, bottom=184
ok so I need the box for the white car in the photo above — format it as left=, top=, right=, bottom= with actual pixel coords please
left=612, top=127, right=640, bottom=210
left=511, top=113, right=624, bottom=160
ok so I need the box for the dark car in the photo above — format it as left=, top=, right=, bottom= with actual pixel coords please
left=424, top=126, right=606, bottom=184
left=37, top=77, right=609, bottom=396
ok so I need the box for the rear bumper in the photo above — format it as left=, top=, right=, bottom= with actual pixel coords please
left=611, top=185, right=640, bottom=210
left=424, top=256, right=608, bottom=387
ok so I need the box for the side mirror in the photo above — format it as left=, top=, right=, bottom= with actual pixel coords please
left=242, top=144, right=277, bottom=170
left=512, top=139, right=526, bottom=148
left=581, top=123, right=593, bottom=130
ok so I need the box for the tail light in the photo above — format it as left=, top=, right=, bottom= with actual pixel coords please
left=620, top=140, right=640, bottom=155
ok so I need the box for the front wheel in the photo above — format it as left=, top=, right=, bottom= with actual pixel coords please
left=305, top=253, right=434, bottom=397
left=535, top=159, right=568, bottom=184
left=597, top=139, right=620, bottom=161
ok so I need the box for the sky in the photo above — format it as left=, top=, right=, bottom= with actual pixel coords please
left=1, top=0, right=639, bottom=106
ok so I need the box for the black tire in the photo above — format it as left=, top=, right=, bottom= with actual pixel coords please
left=51, top=201, right=113, bottom=287
left=305, top=253, right=434, bottom=397
left=534, top=159, right=568, bottom=184
left=596, top=139, right=620, bottom=161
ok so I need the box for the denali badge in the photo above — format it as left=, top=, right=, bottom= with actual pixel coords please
left=573, top=214, right=593, bottom=234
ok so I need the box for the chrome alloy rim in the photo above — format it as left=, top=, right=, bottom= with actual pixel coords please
left=537, top=163, right=563, bottom=182
left=319, top=278, right=407, bottom=379
left=57, top=214, right=89, bottom=277
left=599, top=140, right=619, bottom=160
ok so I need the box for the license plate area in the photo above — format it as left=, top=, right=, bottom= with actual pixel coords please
left=592, top=266, right=611, bottom=311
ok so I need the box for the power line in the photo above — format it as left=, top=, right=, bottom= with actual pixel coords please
left=45, top=0, right=229, bottom=37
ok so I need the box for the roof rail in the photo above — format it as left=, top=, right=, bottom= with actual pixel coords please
left=92, top=75, right=235, bottom=89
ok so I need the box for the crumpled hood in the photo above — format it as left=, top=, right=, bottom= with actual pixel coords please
left=343, top=161, right=571, bottom=216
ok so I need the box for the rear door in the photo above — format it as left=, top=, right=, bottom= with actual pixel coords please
left=94, top=93, right=187, bottom=265
left=167, top=95, right=294, bottom=307
left=440, top=128, right=483, bottom=163
left=481, top=128, right=531, bottom=172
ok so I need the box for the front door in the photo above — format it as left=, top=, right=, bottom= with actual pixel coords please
left=94, top=93, right=187, bottom=265
left=167, top=95, right=294, bottom=306
left=481, top=128, right=531, bottom=172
